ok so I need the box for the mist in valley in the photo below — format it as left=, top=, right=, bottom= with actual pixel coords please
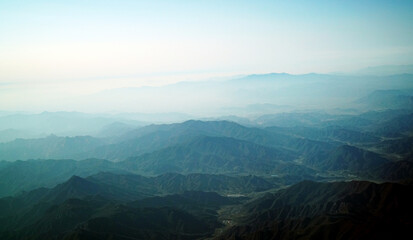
left=1, top=1, right=413, bottom=239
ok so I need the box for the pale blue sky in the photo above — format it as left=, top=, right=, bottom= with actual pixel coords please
left=0, top=0, right=413, bottom=110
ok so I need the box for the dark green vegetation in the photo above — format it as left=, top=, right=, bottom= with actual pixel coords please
left=0, top=174, right=247, bottom=240
left=215, top=181, right=413, bottom=240
left=1, top=82, right=413, bottom=239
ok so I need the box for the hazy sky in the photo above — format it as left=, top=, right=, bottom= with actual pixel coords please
left=1, top=0, right=413, bottom=111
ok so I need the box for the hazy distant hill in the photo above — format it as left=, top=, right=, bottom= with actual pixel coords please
left=81, top=73, right=413, bottom=114
left=0, top=135, right=106, bottom=161
left=94, top=121, right=137, bottom=138
left=266, top=125, right=379, bottom=143
left=0, top=111, right=149, bottom=142
left=356, top=89, right=413, bottom=109
left=0, top=119, right=342, bottom=162
left=121, top=136, right=299, bottom=175
left=78, top=120, right=304, bottom=161
left=354, top=64, right=413, bottom=76
left=0, top=112, right=121, bottom=136
left=0, top=129, right=45, bottom=143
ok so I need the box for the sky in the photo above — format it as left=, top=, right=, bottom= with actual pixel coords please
left=1, top=0, right=413, bottom=111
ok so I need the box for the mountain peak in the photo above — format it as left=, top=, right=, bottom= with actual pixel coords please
left=67, top=175, right=86, bottom=183
left=43, top=175, right=103, bottom=204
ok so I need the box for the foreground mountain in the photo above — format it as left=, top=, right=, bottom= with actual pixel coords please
left=215, top=180, right=413, bottom=240
left=371, top=160, right=413, bottom=181
left=4, top=175, right=412, bottom=240
left=129, top=191, right=239, bottom=232
left=0, top=175, right=240, bottom=240
left=1, top=198, right=215, bottom=240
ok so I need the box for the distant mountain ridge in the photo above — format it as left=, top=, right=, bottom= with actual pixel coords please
left=82, top=72, right=413, bottom=114
left=353, top=64, right=413, bottom=76
left=356, top=89, right=413, bottom=109
left=1, top=68, right=413, bottom=239
left=2, top=114, right=411, bottom=199
left=121, top=135, right=299, bottom=175
left=0, top=135, right=106, bottom=161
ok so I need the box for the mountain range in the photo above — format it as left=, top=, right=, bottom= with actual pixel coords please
left=215, top=180, right=413, bottom=240
left=1, top=173, right=412, bottom=240
left=1, top=71, right=413, bottom=239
